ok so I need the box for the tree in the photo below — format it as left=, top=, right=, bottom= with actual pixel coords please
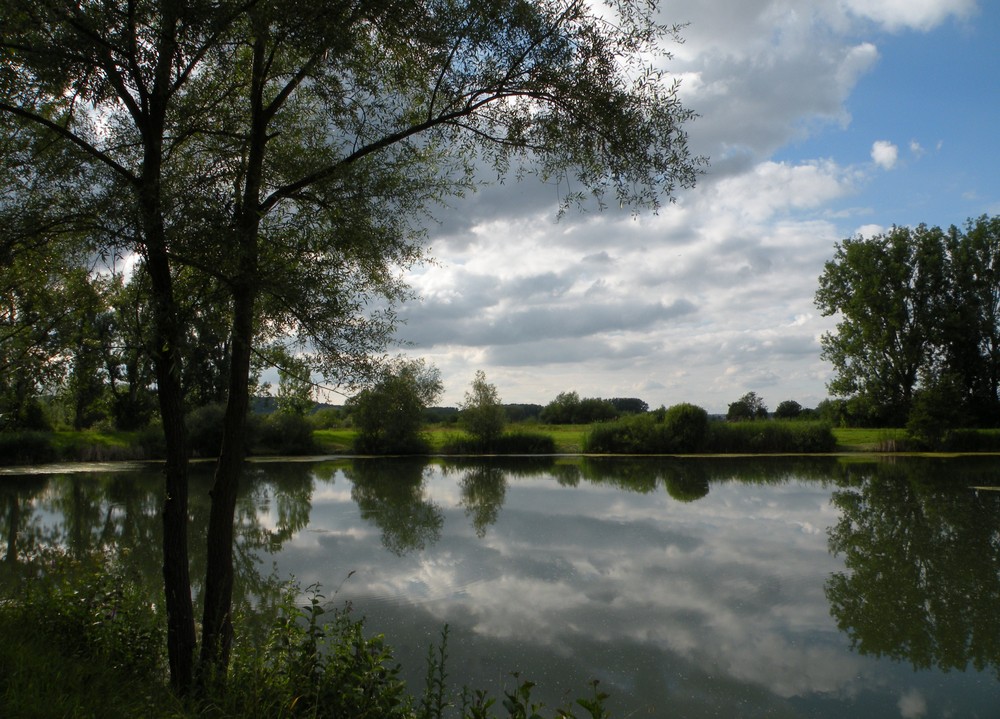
left=773, top=400, right=802, bottom=420
left=349, top=359, right=443, bottom=454
left=610, top=397, right=649, bottom=415
left=1, top=0, right=700, bottom=692
left=461, top=370, right=506, bottom=446
left=727, top=391, right=768, bottom=421
left=541, top=391, right=582, bottom=424
left=940, top=216, right=1000, bottom=425
left=815, top=225, right=948, bottom=425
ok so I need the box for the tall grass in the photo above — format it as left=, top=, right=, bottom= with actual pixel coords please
left=439, top=430, right=556, bottom=455
left=704, top=421, right=837, bottom=453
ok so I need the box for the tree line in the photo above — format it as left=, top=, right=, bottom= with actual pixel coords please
left=816, top=215, right=1000, bottom=436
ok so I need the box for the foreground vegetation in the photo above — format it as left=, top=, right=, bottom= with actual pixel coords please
left=0, top=552, right=610, bottom=719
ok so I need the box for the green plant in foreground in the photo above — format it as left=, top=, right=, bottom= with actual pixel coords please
left=2, top=555, right=611, bottom=719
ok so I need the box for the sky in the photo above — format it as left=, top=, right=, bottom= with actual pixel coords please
left=388, top=0, right=1000, bottom=414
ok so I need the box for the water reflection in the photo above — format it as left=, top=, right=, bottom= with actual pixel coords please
left=826, top=458, right=1000, bottom=678
left=1, top=456, right=998, bottom=716
left=344, top=459, right=444, bottom=556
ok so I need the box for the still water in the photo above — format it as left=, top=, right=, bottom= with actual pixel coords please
left=2, top=455, right=999, bottom=717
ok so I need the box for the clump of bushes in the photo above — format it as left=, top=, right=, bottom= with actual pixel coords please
left=585, top=404, right=836, bottom=454
left=583, top=403, right=709, bottom=454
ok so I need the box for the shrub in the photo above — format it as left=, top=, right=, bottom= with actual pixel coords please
left=661, top=403, right=709, bottom=452
left=583, top=404, right=709, bottom=454
left=257, top=412, right=317, bottom=455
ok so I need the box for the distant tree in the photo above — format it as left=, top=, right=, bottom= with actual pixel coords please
left=461, top=371, right=506, bottom=446
left=349, top=360, right=443, bottom=455
left=541, top=391, right=581, bottom=424
left=774, top=400, right=803, bottom=420
left=502, top=403, right=544, bottom=422
left=578, top=397, right=618, bottom=423
left=541, top=391, right=618, bottom=424
left=610, top=397, right=649, bottom=414
left=727, top=392, right=768, bottom=421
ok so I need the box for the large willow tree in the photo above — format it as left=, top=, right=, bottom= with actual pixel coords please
left=0, top=0, right=700, bottom=694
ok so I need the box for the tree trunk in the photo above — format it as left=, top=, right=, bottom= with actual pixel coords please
left=197, top=26, right=269, bottom=689
left=197, top=279, right=255, bottom=687
left=146, top=244, right=197, bottom=695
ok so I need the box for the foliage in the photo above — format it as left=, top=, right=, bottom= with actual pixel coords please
left=271, top=347, right=316, bottom=417
left=2, top=0, right=701, bottom=689
left=609, top=397, right=649, bottom=415
left=540, top=391, right=617, bottom=424
left=662, top=402, right=710, bottom=451
left=225, top=586, right=412, bottom=718
left=773, top=400, right=803, bottom=419
left=0, top=551, right=173, bottom=718
left=583, top=403, right=708, bottom=454
left=460, top=371, right=507, bottom=448
left=726, top=392, right=768, bottom=421
left=1, top=553, right=611, bottom=719
left=816, top=216, right=1000, bottom=428
left=186, top=403, right=228, bottom=458
left=905, top=374, right=966, bottom=449
left=350, top=359, right=443, bottom=455
left=256, top=412, right=318, bottom=456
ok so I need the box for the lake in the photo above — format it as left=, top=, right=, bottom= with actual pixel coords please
left=2, top=455, right=999, bottom=717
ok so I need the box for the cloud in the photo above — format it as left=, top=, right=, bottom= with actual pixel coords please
left=897, top=687, right=928, bottom=718
left=843, top=0, right=977, bottom=32
left=383, top=0, right=984, bottom=411
left=871, top=140, right=899, bottom=169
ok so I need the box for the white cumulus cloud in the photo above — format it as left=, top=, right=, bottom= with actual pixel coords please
left=871, top=140, right=899, bottom=169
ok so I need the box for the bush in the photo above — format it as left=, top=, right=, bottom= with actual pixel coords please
left=257, top=412, right=317, bottom=455
left=583, top=404, right=709, bottom=454
left=661, top=403, right=709, bottom=452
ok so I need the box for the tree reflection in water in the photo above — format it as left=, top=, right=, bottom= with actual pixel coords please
left=826, top=458, right=1000, bottom=678
left=344, top=459, right=443, bottom=556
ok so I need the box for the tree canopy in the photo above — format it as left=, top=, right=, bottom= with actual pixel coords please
left=816, top=217, right=1000, bottom=428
